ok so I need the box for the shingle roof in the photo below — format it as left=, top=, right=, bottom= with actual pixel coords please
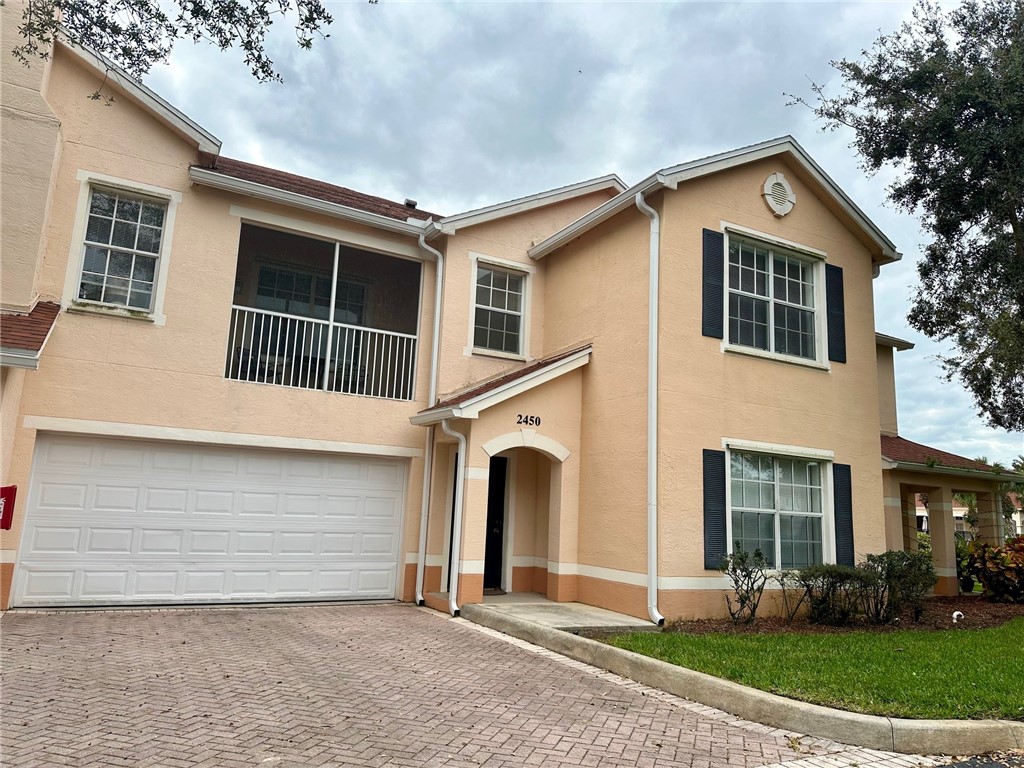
left=194, top=157, right=441, bottom=222
left=881, top=434, right=996, bottom=473
left=430, top=344, right=592, bottom=411
left=1, top=301, right=60, bottom=352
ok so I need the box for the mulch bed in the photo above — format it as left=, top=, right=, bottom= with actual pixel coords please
left=650, top=595, right=1024, bottom=637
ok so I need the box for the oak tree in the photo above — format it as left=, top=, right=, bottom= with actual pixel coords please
left=791, top=0, right=1024, bottom=430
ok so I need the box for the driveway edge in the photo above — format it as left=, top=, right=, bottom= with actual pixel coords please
left=460, top=604, right=1024, bottom=755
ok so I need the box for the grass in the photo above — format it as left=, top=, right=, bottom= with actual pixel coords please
left=606, top=618, right=1024, bottom=720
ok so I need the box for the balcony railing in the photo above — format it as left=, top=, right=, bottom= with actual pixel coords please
left=225, top=305, right=417, bottom=401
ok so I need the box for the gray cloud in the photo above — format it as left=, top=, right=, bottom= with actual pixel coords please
left=145, top=0, right=1022, bottom=465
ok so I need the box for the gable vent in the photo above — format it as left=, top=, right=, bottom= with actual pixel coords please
left=762, top=172, right=795, bottom=217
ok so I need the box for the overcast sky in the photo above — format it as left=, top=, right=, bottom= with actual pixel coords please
left=145, top=0, right=1023, bottom=465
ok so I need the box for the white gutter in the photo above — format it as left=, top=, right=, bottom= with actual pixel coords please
left=0, top=347, right=41, bottom=370
left=188, top=167, right=428, bottom=238
left=440, top=418, right=467, bottom=616
left=414, top=233, right=446, bottom=605
left=634, top=191, right=665, bottom=627
left=882, top=458, right=1023, bottom=484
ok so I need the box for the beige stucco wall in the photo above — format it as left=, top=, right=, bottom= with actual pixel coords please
left=1, top=0, right=62, bottom=311
left=0, top=47, right=438, bottom=601
left=1, top=366, right=26, bottom=484
left=876, top=344, right=898, bottom=435
left=434, top=191, right=615, bottom=399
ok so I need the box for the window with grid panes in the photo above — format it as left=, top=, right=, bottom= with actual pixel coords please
left=730, top=451, right=825, bottom=569
left=78, top=188, right=167, bottom=310
left=728, top=235, right=817, bottom=360
left=474, top=265, right=524, bottom=354
left=255, top=266, right=365, bottom=325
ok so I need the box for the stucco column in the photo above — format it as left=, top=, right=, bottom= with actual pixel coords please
left=975, top=489, right=1003, bottom=546
left=882, top=473, right=903, bottom=550
left=927, top=486, right=957, bottom=596
left=457, top=458, right=489, bottom=607
left=546, top=455, right=579, bottom=602
left=901, top=487, right=919, bottom=551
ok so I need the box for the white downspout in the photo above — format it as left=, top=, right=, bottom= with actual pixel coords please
left=414, top=233, right=445, bottom=605
left=439, top=418, right=467, bottom=616
left=635, top=192, right=666, bottom=626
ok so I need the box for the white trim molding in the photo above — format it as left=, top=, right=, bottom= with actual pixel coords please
left=62, top=171, right=183, bottom=326
left=21, top=417, right=424, bottom=458
left=722, top=438, right=834, bottom=461
left=481, top=431, right=571, bottom=463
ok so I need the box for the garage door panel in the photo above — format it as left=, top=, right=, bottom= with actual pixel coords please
left=14, top=436, right=405, bottom=607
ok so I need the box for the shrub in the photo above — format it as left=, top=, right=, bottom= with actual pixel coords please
left=773, top=569, right=807, bottom=625
left=797, top=564, right=868, bottom=626
left=720, top=548, right=769, bottom=625
left=916, top=532, right=932, bottom=553
left=968, top=536, right=1024, bottom=603
left=955, top=535, right=975, bottom=594
left=858, top=550, right=936, bottom=623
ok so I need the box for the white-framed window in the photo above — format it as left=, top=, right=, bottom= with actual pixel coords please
left=473, top=263, right=525, bottom=355
left=728, top=450, right=827, bottom=569
left=64, top=172, right=180, bottom=324
left=254, top=264, right=366, bottom=325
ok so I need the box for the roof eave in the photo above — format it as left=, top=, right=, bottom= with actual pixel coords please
left=875, top=332, right=915, bottom=351
left=882, top=457, right=1021, bottom=483
left=0, top=347, right=41, bottom=370
left=58, top=39, right=221, bottom=155
left=440, top=174, right=627, bottom=235
left=188, top=167, right=428, bottom=237
left=530, top=136, right=902, bottom=263
left=410, top=347, right=592, bottom=426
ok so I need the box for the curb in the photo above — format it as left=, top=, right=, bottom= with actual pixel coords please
left=460, top=604, right=1024, bottom=756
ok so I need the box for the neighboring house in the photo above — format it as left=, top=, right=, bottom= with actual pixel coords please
left=914, top=494, right=970, bottom=535
left=2, top=23, right=1020, bottom=615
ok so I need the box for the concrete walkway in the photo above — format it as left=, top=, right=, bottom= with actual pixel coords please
left=478, top=592, right=653, bottom=630
left=1, top=603, right=940, bottom=768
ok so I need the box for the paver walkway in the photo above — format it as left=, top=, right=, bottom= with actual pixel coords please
left=0, top=604, right=937, bottom=767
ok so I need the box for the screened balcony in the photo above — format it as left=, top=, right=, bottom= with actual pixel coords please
left=225, top=224, right=421, bottom=401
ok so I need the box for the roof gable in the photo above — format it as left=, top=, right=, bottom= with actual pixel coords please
left=529, top=137, right=901, bottom=265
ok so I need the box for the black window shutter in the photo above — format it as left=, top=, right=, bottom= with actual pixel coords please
left=702, top=229, right=725, bottom=339
left=833, top=463, right=854, bottom=566
left=826, top=264, right=846, bottom=363
left=703, top=449, right=728, bottom=569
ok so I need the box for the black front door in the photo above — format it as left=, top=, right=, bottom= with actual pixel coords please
left=483, top=456, right=508, bottom=591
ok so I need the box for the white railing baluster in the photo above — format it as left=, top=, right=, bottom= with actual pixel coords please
left=224, top=305, right=416, bottom=400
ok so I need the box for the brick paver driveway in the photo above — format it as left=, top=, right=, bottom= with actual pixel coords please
left=0, top=604, right=928, bottom=768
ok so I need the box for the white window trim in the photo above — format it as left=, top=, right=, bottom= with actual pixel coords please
left=465, top=251, right=535, bottom=360
left=718, top=223, right=830, bottom=371
left=62, top=171, right=181, bottom=326
left=722, top=438, right=836, bottom=568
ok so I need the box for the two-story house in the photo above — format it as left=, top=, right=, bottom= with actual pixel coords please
left=2, top=25, right=1016, bottom=616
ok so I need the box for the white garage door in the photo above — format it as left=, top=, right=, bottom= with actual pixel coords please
left=12, top=435, right=406, bottom=607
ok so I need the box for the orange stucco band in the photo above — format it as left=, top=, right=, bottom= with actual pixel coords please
left=402, top=564, right=442, bottom=602
left=576, top=575, right=647, bottom=619
left=511, top=566, right=548, bottom=594
left=458, top=574, right=483, bottom=605
left=934, top=575, right=958, bottom=597
left=546, top=572, right=577, bottom=602
left=1, top=563, right=13, bottom=610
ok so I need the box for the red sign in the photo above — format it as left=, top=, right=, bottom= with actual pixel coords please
left=0, top=485, right=16, bottom=530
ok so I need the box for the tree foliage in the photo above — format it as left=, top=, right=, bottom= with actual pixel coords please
left=8, top=0, right=333, bottom=82
left=790, top=0, right=1024, bottom=430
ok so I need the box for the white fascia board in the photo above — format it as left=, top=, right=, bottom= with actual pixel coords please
left=875, top=332, right=915, bottom=351
left=529, top=175, right=666, bottom=259
left=531, top=136, right=901, bottom=265
left=410, top=347, right=592, bottom=425
left=189, top=167, right=428, bottom=238
left=883, top=458, right=1022, bottom=483
left=59, top=41, right=221, bottom=155
left=660, top=136, right=900, bottom=264
left=440, top=175, right=627, bottom=233
left=0, top=347, right=40, bottom=370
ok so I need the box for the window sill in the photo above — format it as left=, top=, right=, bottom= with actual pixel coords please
left=721, top=343, right=830, bottom=372
left=466, top=347, right=528, bottom=362
left=68, top=301, right=160, bottom=324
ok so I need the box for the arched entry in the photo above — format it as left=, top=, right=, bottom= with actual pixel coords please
left=481, top=432, right=570, bottom=596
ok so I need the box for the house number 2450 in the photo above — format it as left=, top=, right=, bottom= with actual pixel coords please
left=516, top=414, right=542, bottom=427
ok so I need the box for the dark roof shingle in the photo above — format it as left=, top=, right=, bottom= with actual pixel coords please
left=429, top=344, right=592, bottom=411
left=1, top=301, right=60, bottom=352
left=195, top=157, right=441, bottom=222
left=881, top=434, right=995, bottom=473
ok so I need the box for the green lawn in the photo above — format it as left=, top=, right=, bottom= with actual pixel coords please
left=606, top=618, right=1024, bottom=720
